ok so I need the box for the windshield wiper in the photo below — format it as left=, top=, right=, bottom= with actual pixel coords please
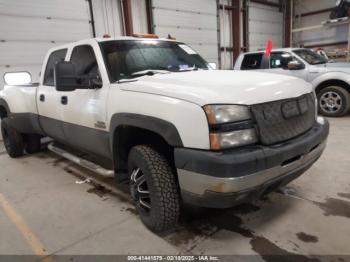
left=130, top=69, right=170, bottom=77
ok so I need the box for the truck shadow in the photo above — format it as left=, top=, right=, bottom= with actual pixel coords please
left=163, top=193, right=297, bottom=254
left=30, top=148, right=304, bottom=255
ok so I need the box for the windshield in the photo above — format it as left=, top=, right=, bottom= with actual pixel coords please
left=99, top=40, right=209, bottom=82
left=293, top=49, right=328, bottom=65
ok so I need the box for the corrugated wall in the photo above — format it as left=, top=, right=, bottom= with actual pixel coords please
left=0, top=0, right=290, bottom=89
left=0, top=0, right=93, bottom=88
left=293, top=0, right=347, bottom=47
left=152, top=0, right=220, bottom=66
left=247, top=0, right=284, bottom=51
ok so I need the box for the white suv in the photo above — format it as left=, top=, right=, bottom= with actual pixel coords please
left=235, top=48, right=350, bottom=117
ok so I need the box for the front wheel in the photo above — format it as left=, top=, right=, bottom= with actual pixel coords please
left=317, top=86, right=350, bottom=117
left=128, top=145, right=180, bottom=233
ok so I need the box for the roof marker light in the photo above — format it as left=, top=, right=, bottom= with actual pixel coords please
left=132, top=33, right=159, bottom=39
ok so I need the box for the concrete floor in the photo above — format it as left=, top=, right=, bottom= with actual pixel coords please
left=0, top=117, right=350, bottom=261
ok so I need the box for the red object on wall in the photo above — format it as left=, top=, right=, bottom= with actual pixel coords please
left=265, top=39, right=273, bottom=57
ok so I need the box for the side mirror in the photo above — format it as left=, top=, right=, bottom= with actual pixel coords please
left=89, top=74, right=103, bottom=89
left=54, top=61, right=79, bottom=92
left=54, top=61, right=103, bottom=91
left=287, top=61, right=305, bottom=70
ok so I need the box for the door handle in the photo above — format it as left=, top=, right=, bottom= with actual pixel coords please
left=61, top=96, right=68, bottom=105
left=39, top=94, right=45, bottom=102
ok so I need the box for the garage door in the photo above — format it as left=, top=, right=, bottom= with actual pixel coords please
left=0, top=0, right=93, bottom=89
left=152, top=0, right=219, bottom=65
left=248, top=1, right=283, bottom=51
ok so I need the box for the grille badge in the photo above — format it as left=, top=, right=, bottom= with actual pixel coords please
left=281, top=97, right=309, bottom=119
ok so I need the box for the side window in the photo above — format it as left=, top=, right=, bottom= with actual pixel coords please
left=241, top=53, right=263, bottom=70
left=270, top=52, right=294, bottom=69
left=43, top=49, right=67, bottom=86
left=70, top=45, right=100, bottom=78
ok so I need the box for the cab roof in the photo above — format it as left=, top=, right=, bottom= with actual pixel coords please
left=242, top=48, right=305, bottom=54
left=94, top=36, right=179, bottom=43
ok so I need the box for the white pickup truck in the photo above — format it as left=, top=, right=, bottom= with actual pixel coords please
left=234, top=48, right=350, bottom=117
left=0, top=36, right=329, bottom=232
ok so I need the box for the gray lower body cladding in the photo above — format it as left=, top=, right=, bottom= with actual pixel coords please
left=175, top=119, right=329, bottom=208
left=6, top=113, right=44, bottom=136
left=5, top=113, right=111, bottom=159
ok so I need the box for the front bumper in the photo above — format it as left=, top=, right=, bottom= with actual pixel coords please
left=175, top=117, right=329, bottom=208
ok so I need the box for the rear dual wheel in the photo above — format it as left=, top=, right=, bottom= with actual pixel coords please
left=128, top=145, right=180, bottom=233
left=1, top=118, right=24, bottom=158
left=1, top=118, right=41, bottom=157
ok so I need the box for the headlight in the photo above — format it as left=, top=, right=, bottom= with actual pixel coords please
left=203, top=104, right=258, bottom=150
left=210, top=129, right=258, bottom=150
left=203, top=105, right=251, bottom=124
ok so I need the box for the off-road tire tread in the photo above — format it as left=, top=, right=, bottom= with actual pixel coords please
left=129, top=145, right=180, bottom=232
left=1, top=118, right=24, bottom=158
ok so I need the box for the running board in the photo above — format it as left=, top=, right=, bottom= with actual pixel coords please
left=48, top=143, right=114, bottom=178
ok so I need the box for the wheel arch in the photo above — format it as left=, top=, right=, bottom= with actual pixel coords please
left=109, top=113, right=183, bottom=176
left=0, top=99, right=10, bottom=119
left=315, top=79, right=350, bottom=95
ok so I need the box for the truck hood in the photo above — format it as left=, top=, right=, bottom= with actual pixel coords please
left=119, top=70, right=312, bottom=106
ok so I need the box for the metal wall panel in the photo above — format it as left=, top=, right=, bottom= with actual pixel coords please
left=293, top=0, right=346, bottom=47
left=220, top=0, right=234, bottom=69
left=152, top=0, right=219, bottom=64
left=248, top=2, right=283, bottom=51
left=92, top=0, right=123, bottom=38
left=294, top=0, right=336, bottom=15
left=131, top=0, right=148, bottom=34
left=0, top=0, right=92, bottom=88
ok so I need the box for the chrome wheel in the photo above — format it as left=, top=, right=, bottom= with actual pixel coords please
left=130, top=168, right=151, bottom=213
left=319, top=91, right=343, bottom=114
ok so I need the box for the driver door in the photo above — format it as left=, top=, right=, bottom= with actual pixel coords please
left=58, top=44, right=110, bottom=158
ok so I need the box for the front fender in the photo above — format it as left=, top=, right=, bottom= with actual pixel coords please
left=311, top=72, right=350, bottom=89
left=109, top=113, right=184, bottom=154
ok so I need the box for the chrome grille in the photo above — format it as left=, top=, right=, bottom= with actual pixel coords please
left=251, top=93, right=316, bottom=145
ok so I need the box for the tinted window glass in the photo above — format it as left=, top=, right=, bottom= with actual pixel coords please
left=70, top=45, right=100, bottom=86
left=241, top=53, right=263, bottom=70
left=100, top=40, right=209, bottom=82
left=270, top=52, right=294, bottom=69
left=293, top=49, right=327, bottom=65
left=70, top=45, right=99, bottom=76
left=43, top=49, right=67, bottom=86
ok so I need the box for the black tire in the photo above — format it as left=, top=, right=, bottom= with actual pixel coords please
left=25, top=134, right=42, bottom=154
left=128, top=145, right=180, bottom=233
left=317, top=86, right=350, bottom=117
left=1, top=118, right=24, bottom=158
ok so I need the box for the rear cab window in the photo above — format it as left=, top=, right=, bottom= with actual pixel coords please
left=43, top=49, right=67, bottom=86
left=240, top=53, right=263, bottom=70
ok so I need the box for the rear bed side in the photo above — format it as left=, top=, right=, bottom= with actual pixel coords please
left=0, top=84, right=44, bottom=135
